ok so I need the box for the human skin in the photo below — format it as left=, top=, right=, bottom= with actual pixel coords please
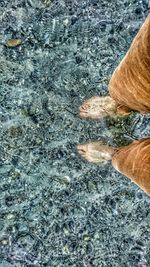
left=112, top=138, right=150, bottom=196
left=77, top=15, right=150, bottom=196
left=79, top=14, right=150, bottom=119
left=77, top=138, right=150, bottom=195
left=109, top=14, right=150, bottom=115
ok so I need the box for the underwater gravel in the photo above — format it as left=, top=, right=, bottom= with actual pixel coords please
left=0, top=0, right=150, bottom=266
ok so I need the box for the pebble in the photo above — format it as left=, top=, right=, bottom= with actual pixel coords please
left=62, top=176, right=71, bottom=184
left=63, top=244, right=70, bottom=254
left=63, top=18, right=69, bottom=26
left=7, top=213, right=15, bottom=220
left=1, top=239, right=8, bottom=245
left=6, top=39, right=22, bottom=48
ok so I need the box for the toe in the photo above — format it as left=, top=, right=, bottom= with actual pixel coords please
left=77, top=144, right=88, bottom=155
left=79, top=103, right=90, bottom=113
left=77, top=144, right=86, bottom=153
left=78, top=150, right=86, bottom=155
left=77, top=144, right=83, bottom=150
left=79, top=105, right=85, bottom=112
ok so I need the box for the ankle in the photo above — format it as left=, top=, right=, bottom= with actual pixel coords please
left=116, top=105, right=132, bottom=116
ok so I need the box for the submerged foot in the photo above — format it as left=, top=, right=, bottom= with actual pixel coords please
left=79, top=96, right=117, bottom=119
left=79, top=96, right=131, bottom=119
left=77, top=141, right=115, bottom=164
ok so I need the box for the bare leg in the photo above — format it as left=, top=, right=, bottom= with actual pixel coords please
left=109, top=15, right=150, bottom=114
left=79, top=15, right=150, bottom=119
left=77, top=138, right=150, bottom=195
left=112, top=138, right=150, bottom=195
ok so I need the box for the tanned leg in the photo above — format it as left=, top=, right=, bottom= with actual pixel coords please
left=77, top=139, right=150, bottom=196
left=79, top=15, right=150, bottom=120
left=112, top=138, right=150, bottom=196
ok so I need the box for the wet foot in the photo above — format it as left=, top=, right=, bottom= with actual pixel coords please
left=79, top=96, right=117, bottom=119
left=77, top=141, right=115, bottom=164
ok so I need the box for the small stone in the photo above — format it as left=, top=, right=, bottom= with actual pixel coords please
left=54, top=41, right=60, bottom=46
left=6, top=39, right=22, bottom=47
left=63, top=228, right=69, bottom=235
left=63, top=244, right=70, bottom=254
left=7, top=214, right=15, bottom=220
left=75, top=55, right=82, bottom=64
left=63, top=18, right=69, bottom=26
left=88, top=180, right=96, bottom=191
left=62, top=176, right=71, bottom=184
left=94, top=232, right=99, bottom=239
left=35, top=138, right=42, bottom=144
left=49, top=43, right=54, bottom=48
left=135, top=7, right=142, bottom=14
left=71, top=15, right=78, bottom=25
left=1, top=239, right=8, bottom=245
left=83, top=235, right=90, bottom=241
left=9, top=126, right=22, bottom=137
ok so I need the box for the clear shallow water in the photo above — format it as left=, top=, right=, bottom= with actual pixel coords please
left=0, top=1, right=150, bottom=266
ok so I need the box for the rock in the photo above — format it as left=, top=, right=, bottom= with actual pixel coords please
left=6, top=39, right=22, bottom=47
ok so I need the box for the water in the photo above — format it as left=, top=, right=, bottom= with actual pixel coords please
left=0, top=0, right=150, bottom=266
